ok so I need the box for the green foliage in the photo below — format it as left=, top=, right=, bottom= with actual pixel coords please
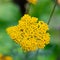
left=0, top=3, right=21, bottom=22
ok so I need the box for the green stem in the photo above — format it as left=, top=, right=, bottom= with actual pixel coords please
left=26, top=3, right=31, bottom=14
left=23, top=52, right=29, bottom=60
left=48, top=2, right=57, bottom=25
left=34, top=50, right=39, bottom=60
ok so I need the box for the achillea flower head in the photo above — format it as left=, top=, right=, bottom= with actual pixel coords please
left=27, top=0, right=37, bottom=4
left=57, top=0, right=60, bottom=5
left=0, top=54, right=13, bottom=60
left=0, top=54, right=2, bottom=57
left=0, top=54, right=3, bottom=59
left=5, top=56, right=13, bottom=60
left=7, top=14, right=50, bottom=52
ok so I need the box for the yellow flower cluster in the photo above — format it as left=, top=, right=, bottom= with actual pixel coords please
left=27, top=0, right=37, bottom=4
left=4, top=56, right=12, bottom=60
left=7, top=14, right=50, bottom=52
left=0, top=54, right=13, bottom=60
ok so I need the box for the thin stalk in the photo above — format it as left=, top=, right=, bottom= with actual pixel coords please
left=34, top=50, right=39, bottom=60
left=26, top=3, right=31, bottom=14
left=23, top=52, right=29, bottom=60
left=48, top=3, right=57, bottom=25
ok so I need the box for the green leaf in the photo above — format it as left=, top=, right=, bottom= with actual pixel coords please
left=0, top=3, right=21, bottom=22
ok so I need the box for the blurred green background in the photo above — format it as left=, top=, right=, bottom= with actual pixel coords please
left=0, top=0, right=60, bottom=60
